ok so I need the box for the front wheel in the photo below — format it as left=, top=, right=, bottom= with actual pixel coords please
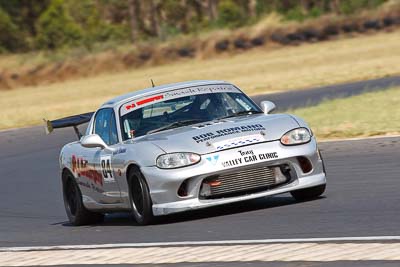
left=290, top=184, right=326, bottom=201
left=128, top=168, right=154, bottom=225
left=62, top=171, right=104, bottom=226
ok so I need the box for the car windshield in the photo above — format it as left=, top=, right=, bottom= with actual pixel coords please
left=119, top=86, right=261, bottom=140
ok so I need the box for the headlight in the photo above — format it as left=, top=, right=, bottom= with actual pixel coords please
left=156, top=153, right=201, bottom=169
left=280, top=127, right=311, bottom=146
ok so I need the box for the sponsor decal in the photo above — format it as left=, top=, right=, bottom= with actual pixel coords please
left=220, top=149, right=279, bottom=168
left=222, top=158, right=243, bottom=168
left=125, top=103, right=136, bottom=110
left=213, top=134, right=264, bottom=150
left=136, top=95, right=164, bottom=106
left=206, top=155, right=219, bottom=165
left=112, top=147, right=127, bottom=155
left=192, top=124, right=266, bottom=143
left=121, top=85, right=241, bottom=116
left=192, top=121, right=224, bottom=129
left=72, top=155, right=103, bottom=186
left=77, top=180, right=104, bottom=193
left=163, top=85, right=239, bottom=99
left=258, top=152, right=279, bottom=160
left=122, top=95, right=164, bottom=114
left=100, top=155, right=115, bottom=183
left=163, top=87, right=210, bottom=98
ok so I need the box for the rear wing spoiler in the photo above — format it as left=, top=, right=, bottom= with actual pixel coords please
left=44, top=112, right=94, bottom=139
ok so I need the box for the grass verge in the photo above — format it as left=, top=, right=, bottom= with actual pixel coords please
left=0, top=30, right=399, bottom=130
left=289, top=87, right=400, bottom=139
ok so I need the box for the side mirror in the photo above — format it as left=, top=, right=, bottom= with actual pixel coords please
left=260, top=101, right=276, bottom=114
left=81, top=134, right=108, bottom=149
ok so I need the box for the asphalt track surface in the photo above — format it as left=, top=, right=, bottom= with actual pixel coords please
left=0, top=76, right=399, bottom=251
left=1, top=130, right=399, bottom=248
left=252, top=75, right=400, bottom=109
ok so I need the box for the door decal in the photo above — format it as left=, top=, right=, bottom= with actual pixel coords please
left=100, top=155, right=115, bottom=183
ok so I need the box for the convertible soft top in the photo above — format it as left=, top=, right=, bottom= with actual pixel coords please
left=44, top=112, right=94, bottom=138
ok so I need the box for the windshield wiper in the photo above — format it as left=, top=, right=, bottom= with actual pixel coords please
left=147, top=119, right=204, bottom=135
left=219, top=110, right=263, bottom=120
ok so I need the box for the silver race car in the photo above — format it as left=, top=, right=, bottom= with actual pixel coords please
left=46, top=80, right=326, bottom=225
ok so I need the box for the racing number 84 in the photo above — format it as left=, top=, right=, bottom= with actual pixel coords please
left=100, top=156, right=114, bottom=183
left=101, top=159, right=112, bottom=178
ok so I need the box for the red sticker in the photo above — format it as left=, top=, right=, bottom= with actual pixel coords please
left=125, top=103, right=136, bottom=110
left=72, top=155, right=103, bottom=186
left=136, top=95, right=164, bottom=106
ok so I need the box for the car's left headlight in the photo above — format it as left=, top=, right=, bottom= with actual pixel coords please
left=156, top=152, right=201, bottom=169
left=280, top=127, right=312, bottom=145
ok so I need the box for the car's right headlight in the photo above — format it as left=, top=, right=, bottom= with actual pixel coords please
left=156, top=152, right=201, bottom=169
left=280, top=127, right=311, bottom=146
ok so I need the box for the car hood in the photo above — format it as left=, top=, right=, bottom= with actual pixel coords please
left=132, top=114, right=299, bottom=155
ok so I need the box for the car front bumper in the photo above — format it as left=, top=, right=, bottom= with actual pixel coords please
left=141, top=138, right=326, bottom=216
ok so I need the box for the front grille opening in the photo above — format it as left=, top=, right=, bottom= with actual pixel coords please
left=199, top=164, right=292, bottom=199
left=297, top=156, right=313, bottom=173
left=177, top=179, right=189, bottom=197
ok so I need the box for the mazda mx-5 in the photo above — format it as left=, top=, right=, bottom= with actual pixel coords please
left=46, top=80, right=327, bottom=225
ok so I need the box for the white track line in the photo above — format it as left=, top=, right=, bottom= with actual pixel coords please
left=1, top=236, right=400, bottom=252
left=3, top=243, right=400, bottom=266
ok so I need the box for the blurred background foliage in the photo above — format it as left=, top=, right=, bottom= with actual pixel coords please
left=0, top=0, right=389, bottom=53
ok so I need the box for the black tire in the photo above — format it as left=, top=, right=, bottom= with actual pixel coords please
left=128, top=168, right=154, bottom=225
left=62, top=171, right=104, bottom=226
left=290, top=184, right=326, bottom=201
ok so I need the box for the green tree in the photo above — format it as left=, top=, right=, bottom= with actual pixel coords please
left=217, top=0, right=246, bottom=28
left=65, top=0, right=128, bottom=48
left=0, top=8, right=27, bottom=52
left=158, top=0, right=189, bottom=35
left=35, top=0, right=83, bottom=50
left=339, top=0, right=386, bottom=14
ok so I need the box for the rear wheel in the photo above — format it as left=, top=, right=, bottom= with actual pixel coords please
left=290, top=184, right=326, bottom=201
left=128, top=168, right=154, bottom=225
left=62, top=171, right=104, bottom=226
